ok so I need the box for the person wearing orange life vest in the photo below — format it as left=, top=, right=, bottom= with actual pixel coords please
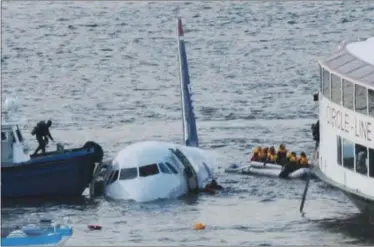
left=267, top=146, right=277, bottom=163
left=250, top=146, right=262, bottom=161
left=276, top=144, right=288, bottom=165
left=286, top=151, right=293, bottom=161
left=259, top=147, right=269, bottom=162
left=288, top=152, right=298, bottom=164
left=297, top=152, right=309, bottom=167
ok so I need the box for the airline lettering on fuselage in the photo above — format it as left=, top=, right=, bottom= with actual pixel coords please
left=326, top=104, right=372, bottom=142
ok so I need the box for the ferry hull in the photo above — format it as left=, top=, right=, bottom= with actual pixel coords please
left=1, top=142, right=103, bottom=198
left=313, top=165, right=374, bottom=216
left=344, top=192, right=374, bottom=215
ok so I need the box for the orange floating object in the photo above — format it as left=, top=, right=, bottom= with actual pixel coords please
left=194, top=223, right=206, bottom=230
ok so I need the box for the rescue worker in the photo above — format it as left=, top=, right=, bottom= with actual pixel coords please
left=31, top=120, right=54, bottom=155
left=279, top=152, right=299, bottom=179
left=297, top=152, right=309, bottom=167
left=267, top=146, right=277, bottom=163
left=276, top=144, right=288, bottom=165
left=356, top=148, right=367, bottom=174
left=311, top=120, right=320, bottom=148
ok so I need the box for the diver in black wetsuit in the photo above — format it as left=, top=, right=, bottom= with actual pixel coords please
left=31, top=120, right=54, bottom=155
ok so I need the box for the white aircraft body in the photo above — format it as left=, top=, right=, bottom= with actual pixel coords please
left=103, top=18, right=219, bottom=202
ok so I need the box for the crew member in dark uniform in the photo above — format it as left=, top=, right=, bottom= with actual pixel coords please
left=31, top=120, right=54, bottom=155
left=312, top=120, right=320, bottom=148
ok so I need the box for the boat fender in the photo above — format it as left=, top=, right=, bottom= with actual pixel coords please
left=83, top=141, right=104, bottom=163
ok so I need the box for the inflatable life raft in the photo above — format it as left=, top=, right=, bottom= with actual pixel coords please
left=225, top=161, right=316, bottom=180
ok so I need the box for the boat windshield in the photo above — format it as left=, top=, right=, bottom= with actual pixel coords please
left=119, top=167, right=138, bottom=180
left=139, top=163, right=159, bottom=177
left=1, top=132, right=6, bottom=141
left=15, top=125, right=24, bottom=142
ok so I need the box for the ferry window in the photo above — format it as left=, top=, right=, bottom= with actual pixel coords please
left=342, top=79, right=354, bottom=110
left=330, top=74, right=341, bottom=104
left=119, top=167, right=138, bottom=180
left=107, top=170, right=119, bottom=185
left=139, top=164, right=159, bottom=177
left=368, top=89, right=374, bottom=117
left=342, top=138, right=354, bottom=170
left=369, top=148, right=374, bottom=178
left=337, top=136, right=342, bottom=165
left=158, top=163, right=172, bottom=174
left=165, top=162, right=178, bottom=174
left=322, top=69, right=330, bottom=98
left=355, top=144, right=368, bottom=176
left=355, top=84, right=367, bottom=115
left=1, top=132, right=7, bottom=141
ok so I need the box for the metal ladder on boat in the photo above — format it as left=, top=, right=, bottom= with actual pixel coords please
left=169, top=148, right=198, bottom=192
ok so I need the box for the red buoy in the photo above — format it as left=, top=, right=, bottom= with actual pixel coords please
left=88, top=224, right=102, bottom=230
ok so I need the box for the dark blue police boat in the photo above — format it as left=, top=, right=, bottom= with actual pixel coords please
left=1, top=120, right=104, bottom=198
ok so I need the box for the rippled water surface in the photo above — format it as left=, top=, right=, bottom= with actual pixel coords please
left=2, top=1, right=374, bottom=245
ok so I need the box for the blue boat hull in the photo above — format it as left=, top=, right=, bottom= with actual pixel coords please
left=1, top=220, right=73, bottom=246
left=1, top=141, right=103, bottom=198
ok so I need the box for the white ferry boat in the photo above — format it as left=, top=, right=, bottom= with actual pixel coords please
left=313, top=37, right=374, bottom=214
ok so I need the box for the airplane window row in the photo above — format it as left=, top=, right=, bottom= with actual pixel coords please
left=337, top=135, right=374, bottom=177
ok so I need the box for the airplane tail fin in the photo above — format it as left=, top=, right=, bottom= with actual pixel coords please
left=176, top=17, right=199, bottom=147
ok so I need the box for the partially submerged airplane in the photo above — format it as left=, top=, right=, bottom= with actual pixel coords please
left=91, top=18, right=220, bottom=202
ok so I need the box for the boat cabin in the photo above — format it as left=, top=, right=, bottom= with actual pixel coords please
left=318, top=37, right=374, bottom=181
left=1, top=123, right=30, bottom=164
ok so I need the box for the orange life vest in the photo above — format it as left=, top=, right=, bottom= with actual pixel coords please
left=298, top=156, right=309, bottom=166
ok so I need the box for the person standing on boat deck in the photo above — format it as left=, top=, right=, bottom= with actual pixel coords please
left=356, top=149, right=367, bottom=174
left=31, top=120, right=54, bottom=155
left=312, top=120, right=320, bottom=148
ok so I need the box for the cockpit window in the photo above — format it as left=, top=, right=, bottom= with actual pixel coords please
left=107, top=170, right=119, bottom=185
left=165, top=162, right=178, bottom=174
left=139, top=163, right=159, bottom=177
left=158, top=162, right=172, bottom=174
left=119, top=167, right=138, bottom=180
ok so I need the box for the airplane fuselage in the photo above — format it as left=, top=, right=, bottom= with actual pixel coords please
left=104, top=141, right=216, bottom=202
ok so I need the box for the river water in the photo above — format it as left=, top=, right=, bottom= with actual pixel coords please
left=2, top=1, right=374, bottom=245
